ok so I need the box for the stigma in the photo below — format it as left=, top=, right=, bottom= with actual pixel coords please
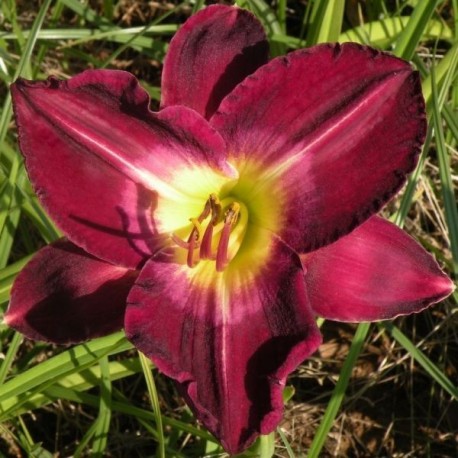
left=171, top=194, right=247, bottom=272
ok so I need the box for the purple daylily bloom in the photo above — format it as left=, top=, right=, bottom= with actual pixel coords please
left=5, top=5, right=454, bottom=454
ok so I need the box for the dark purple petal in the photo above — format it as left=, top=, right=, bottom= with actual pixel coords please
left=11, top=70, right=232, bottom=269
left=211, top=43, right=426, bottom=253
left=161, top=4, right=269, bottom=119
left=301, top=216, right=454, bottom=321
left=5, top=239, right=137, bottom=344
left=125, top=238, right=321, bottom=454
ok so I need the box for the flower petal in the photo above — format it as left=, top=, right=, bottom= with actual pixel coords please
left=11, top=71, right=233, bottom=268
left=125, top=237, right=321, bottom=454
left=5, top=239, right=137, bottom=344
left=161, top=4, right=269, bottom=119
left=301, top=216, right=454, bottom=322
left=211, top=43, right=426, bottom=252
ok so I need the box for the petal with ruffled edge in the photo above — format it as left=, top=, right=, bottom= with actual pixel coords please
left=11, top=71, right=234, bottom=269
left=301, top=216, right=454, bottom=321
left=125, top=236, right=321, bottom=454
left=5, top=239, right=138, bottom=344
left=161, top=5, right=269, bottom=119
left=212, top=43, right=426, bottom=253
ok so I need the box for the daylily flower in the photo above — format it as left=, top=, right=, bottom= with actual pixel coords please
left=5, top=4, right=454, bottom=455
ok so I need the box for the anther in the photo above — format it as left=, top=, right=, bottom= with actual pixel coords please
left=209, top=193, right=222, bottom=223
left=224, top=202, right=240, bottom=225
left=198, top=198, right=212, bottom=222
left=189, top=217, right=203, bottom=241
left=171, top=218, right=202, bottom=251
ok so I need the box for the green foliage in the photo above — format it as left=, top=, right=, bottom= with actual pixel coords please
left=0, top=1, right=456, bottom=456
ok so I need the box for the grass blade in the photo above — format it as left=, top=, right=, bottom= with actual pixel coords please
left=307, top=0, right=345, bottom=45
left=422, top=41, right=458, bottom=109
left=0, top=359, right=142, bottom=419
left=307, top=323, right=371, bottom=458
left=277, top=427, right=295, bottom=458
left=0, top=332, right=23, bottom=385
left=393, top=0, right=439, bottom=60
left=0, top=0, right=53, bottom=146
left=431, top=68, right=458, bottom=274
left=0, top=255, right=31, bottom=306
left=0, top=154, right=21, bottom=267
left=380, top=322, right=458, bottom=399
left=0, top=332, right=131, bottom=406
left=91, top=356, right=112, bottom=456
left=339, top=17, right=452, bottom=47
left=139, top=352, right=165, bottom=458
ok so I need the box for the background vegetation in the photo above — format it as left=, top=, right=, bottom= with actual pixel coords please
left=0, top=0, right=457, bottom=456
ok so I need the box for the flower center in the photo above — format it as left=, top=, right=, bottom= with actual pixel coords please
left=171, top=194, right=248, bottom=272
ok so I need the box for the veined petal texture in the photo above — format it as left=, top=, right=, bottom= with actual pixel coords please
left=301, top=217, right=454, bottom=321
left=161, top=4, right=269, bottom=119
left=125, top=238, right=321, bottom=454
left=212, top=43, right=426, bottom=253
left=11, top=71, right=232, bottom=268
left=5, top=239, right=137, bottom=344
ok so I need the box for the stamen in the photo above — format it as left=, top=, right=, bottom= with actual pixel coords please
left=189, top=217, right=203, bottom=241
left=198, top=198, right=212, bottom=222
left=171, top=195, right=246, bottom=271
left=216, top=203, right=240, bottom=272
left=200, top=193, right=222, bottom=260
left=200, top=223, right=214, bottom=259
left=187, top=233, right=199, bottom=268
left=171, top=233, right=191, bottom=249
left=171, top=218, right=203, bottom=251
left=209, top=193, right=222, bottom=223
